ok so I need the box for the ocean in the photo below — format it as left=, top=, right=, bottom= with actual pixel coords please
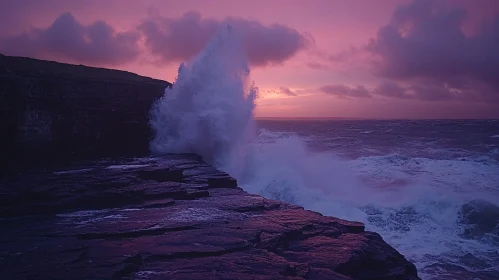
left=148, top=27, right=499, bottom=279
left=248, top=119, right=499, bottom=279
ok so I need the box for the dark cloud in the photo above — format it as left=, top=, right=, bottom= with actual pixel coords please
left=279, top=87, right=298, bottom=96
left=373, top=81, right=456, bottom=101
left=372, top=79, right=492, bottom=102
left=373, top=81, right=409, bottom=99
left=138, top=11, right=311, bottom=67
left=367, top=0, right=499, bottom=103
left=0, top=13, right=140, bottom=65
left=266, top=87, right=299, bottom=97
left=306, top=62, right=329, bottom=70
left=319, top=84, right=372, bottom=99
left=318, top=80, right=479, bottom=102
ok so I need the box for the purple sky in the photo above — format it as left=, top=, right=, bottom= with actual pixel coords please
left=1, top=0, right=498, bottom=118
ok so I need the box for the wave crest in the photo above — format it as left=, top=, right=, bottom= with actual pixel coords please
left=149, top=25, right=257, bottom=172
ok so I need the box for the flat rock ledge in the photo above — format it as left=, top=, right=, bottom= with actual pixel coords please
left=0, top=155, right=420, bottom=280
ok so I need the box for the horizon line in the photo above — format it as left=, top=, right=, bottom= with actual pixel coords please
left=254, top=116, right=499, bottom=120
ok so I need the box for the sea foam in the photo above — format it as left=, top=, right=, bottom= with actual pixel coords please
left=150, top=26, right=499, bottom=279
left=149, top=25, right=256, bottom=177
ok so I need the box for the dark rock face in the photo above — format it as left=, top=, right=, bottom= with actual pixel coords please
left=0, top=155, right=420, bottom=280
left=0, top=55, right=171, bottom=172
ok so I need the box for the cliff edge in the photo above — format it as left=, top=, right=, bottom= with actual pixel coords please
left=0, top=54, right=171, bottom=171
left=0, top=155, right=420, bottom=280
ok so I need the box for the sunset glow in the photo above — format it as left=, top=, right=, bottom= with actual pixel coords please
left=1, top=0, right=498, bottom=118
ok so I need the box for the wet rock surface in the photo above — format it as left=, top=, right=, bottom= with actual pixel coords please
left=0, top=155, right=420, bottom=280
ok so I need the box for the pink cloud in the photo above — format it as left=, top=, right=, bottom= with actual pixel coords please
left=319, top=84, right=372, bottom=99
left=316, top=80, right=488, bottom=102
left=278, top=87, right=298, bottom=96
left=367, top=0, right=499, bottom=102
left=0, top=13, right=140, bottom=66
left=265, top=87, right=299, bottom=97
left=138, top=11, right=312, bottom=67
left=373, top=81, right=465, bottom=101
left=306, top=62, right=329, bottom=70
left=323, top=0, right=499, bottom=104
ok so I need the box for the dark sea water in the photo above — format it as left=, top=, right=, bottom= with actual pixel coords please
left=258, top=119, right=499, bottom=161
left=248, top=119, right=499, bottom=280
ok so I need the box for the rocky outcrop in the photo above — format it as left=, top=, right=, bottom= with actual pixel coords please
left=0, top=155, right=420, bottom=280
left=0, top=54, right=171, bottom=172
left=0, top=55, right=420, bottom=279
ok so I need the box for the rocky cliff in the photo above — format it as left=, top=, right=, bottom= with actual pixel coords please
left=0, top=155, right=420, bottom=280
left=0, top=54, right=171, bottom=172
left=0, top=55, right=420, bottom=279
